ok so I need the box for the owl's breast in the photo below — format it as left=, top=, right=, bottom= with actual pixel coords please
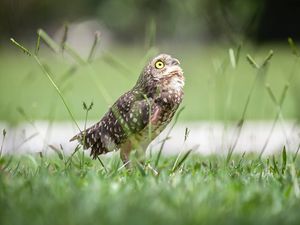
left=152, top=87, right=183, bottom=129
left=159, top=90, right=183, bottom=108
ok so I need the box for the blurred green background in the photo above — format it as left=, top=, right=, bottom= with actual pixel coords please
left=1, top=0, right=300, bottom=123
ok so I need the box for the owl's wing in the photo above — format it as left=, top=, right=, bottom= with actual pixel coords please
left=70, top=91, right=160, bottom=158
left=113, top=91, right=156, bottom=135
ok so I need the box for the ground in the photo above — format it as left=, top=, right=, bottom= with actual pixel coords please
left=0, top=151, right=300, bottom=225
left=1, top=41, right=300, bottom=225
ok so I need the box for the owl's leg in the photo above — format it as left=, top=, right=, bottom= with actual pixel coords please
left=134, top=148, right=146, bottom=166
left=134, top=141, right=148, bottom=164
left=120, top=141, right=132, bottom=167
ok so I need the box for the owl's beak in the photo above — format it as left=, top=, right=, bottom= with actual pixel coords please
left=171, top=58, right=180, bottom=66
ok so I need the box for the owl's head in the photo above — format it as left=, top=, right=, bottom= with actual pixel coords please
left=137, top=54, right=184, bottom=90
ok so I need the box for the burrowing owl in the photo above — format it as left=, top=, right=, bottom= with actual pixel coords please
left=70, top=54, right=184, bottom=164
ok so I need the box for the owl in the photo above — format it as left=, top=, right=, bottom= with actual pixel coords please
left=70, top=54, right=184, bottom=165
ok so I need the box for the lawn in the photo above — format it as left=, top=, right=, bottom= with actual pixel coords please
left=1, top=36, right=300, bottom=225
left=0, top=150, right=300, bottom=225
left=1, top=40, right=300, bottom=124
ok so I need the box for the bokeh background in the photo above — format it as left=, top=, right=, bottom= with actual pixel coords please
left=1, top=0, right=300, bottom=124
left=2, top=0, right=300, bottom=43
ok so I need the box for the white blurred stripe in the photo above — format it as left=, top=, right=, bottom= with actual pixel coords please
left=0, top=121, right=299, bottom=156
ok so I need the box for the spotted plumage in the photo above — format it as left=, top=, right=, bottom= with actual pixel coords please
left=70, top=53, right=185, bottom=164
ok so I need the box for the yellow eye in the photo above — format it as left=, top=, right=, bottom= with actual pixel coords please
left=155, top=60, right=165, bottom=69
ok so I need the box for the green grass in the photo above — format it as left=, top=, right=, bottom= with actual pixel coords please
left=1, top=42, right=300, bottom=124
left=1, top=150, right=300, bottom=225
left=1, top=33, right=300, bottom=225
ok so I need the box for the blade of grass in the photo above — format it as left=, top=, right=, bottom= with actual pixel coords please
left=288, top=37, right=300, bottom=57
left=10, top=38, right=81, bottom=132
left=227, top=51, right=273, bottom=163
left=61, top=23, right=68, bottom=52
left=38, top=29, right=115, bottom=107
left=0, top=129, right=6, bottom=157
left=136, top=160, right=146, bottom=176
left=49, top=145, right=64, bottom=160
left=235, top=43, right=242, bottom=65
left=171, top=148, right=194, bottom=173
left=37, top=29, right=60, bottom=53
left=290, top=164, right=300, bottom=198
left=259, top=83, right=289, bottom=159
left=97, top=156, right=108, bottom=173
left=35, top=32, right=41, bottom=55
left=2, top=156, right=13, bottom=171
left=229, top=48, right=236, bottom=68
left=102, top=52, right=133, bottom=77
left=155, top=107, right=185, bottom=167
left=15, top=132, right=39, bottom=151
left=65, top=144, right=81, bottom=167
left=145, top=17, right=156, bottom=50
left=272, top=155, right=280, bottom=175
left=88, top=31, right=101, bottom=62
left=261, top=50, right=274, bottom=68
left=246, top=54, right=259, bottom=69
left=293, top=143, right=300, bottom=162
left=63, top=42, right=86, bottom=65
left=10, top=38, right=31, bottom=56
left=282, top=146, right=287, bottom=174
left=184, top=127, right=190, bottom=142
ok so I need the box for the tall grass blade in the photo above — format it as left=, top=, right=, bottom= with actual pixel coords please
left=272, top=155, right=280, bottom=175
left=265, top=84, right=277, bottom=104
left=63, top=43, right=86, bottom=65
left=10, top=38, right=32, bottom=56
left=259, top=83, right=289, bottom=159
left=88, top=31, right=101, bottom=62
left=288, top=37, right=300, bottom=57
left=293, top=143, right=300, bottom=162
left=35, top=32, right=41, bottom=55
left=97, top=156, right=108, bottom=173
left=282, top=146, right=287, bottom=174
left=136, top=161, right=146, bottom=176
left=10, top=38, right=81, bottom=132
left=229, top=51, right=273, bottom=163
left=61, top=23, right=68, bottom=52
left=145, top=17, right=156, bottom=49
left=171, top=149, right=193, bottom=173
left=290, top=164, right=300, bottom=198
left=102, top=52, right=133, bottom=77
left=235, top=43, right=242, bottom=65
left=15, top=132, right=39, bottom=151
left=2, top=156, right=13, bottom=171
left=37, top=29, right=60, bottom=53
left=246, top=54, right=259, bottom=69
left=229, top=48, right=236, bottom=68
left=155, top=107, right=185, bottom=167
left=261, top=50, right=274, bottom=68
left=34, top=55, right=81, bottom=131
left=66, top=145, right=81, bottom=167
left=0, top=129, right=6, bottom=157
left=49, top=145, right=64, bottom=160
left=184, top=128, right=190, bottom=142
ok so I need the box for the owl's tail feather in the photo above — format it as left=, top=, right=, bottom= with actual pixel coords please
left=70, top=131, right=93, bottom=148
left=69, top=134, right=79, bottom=142
left=70, top=127, right=108, bottom=157
left=69, top=132, right=89, bottom=149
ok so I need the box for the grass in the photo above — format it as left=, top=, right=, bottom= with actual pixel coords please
left=0, top=150, right=300, bottom=225
left=1, top=30, right=300, bottom=225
